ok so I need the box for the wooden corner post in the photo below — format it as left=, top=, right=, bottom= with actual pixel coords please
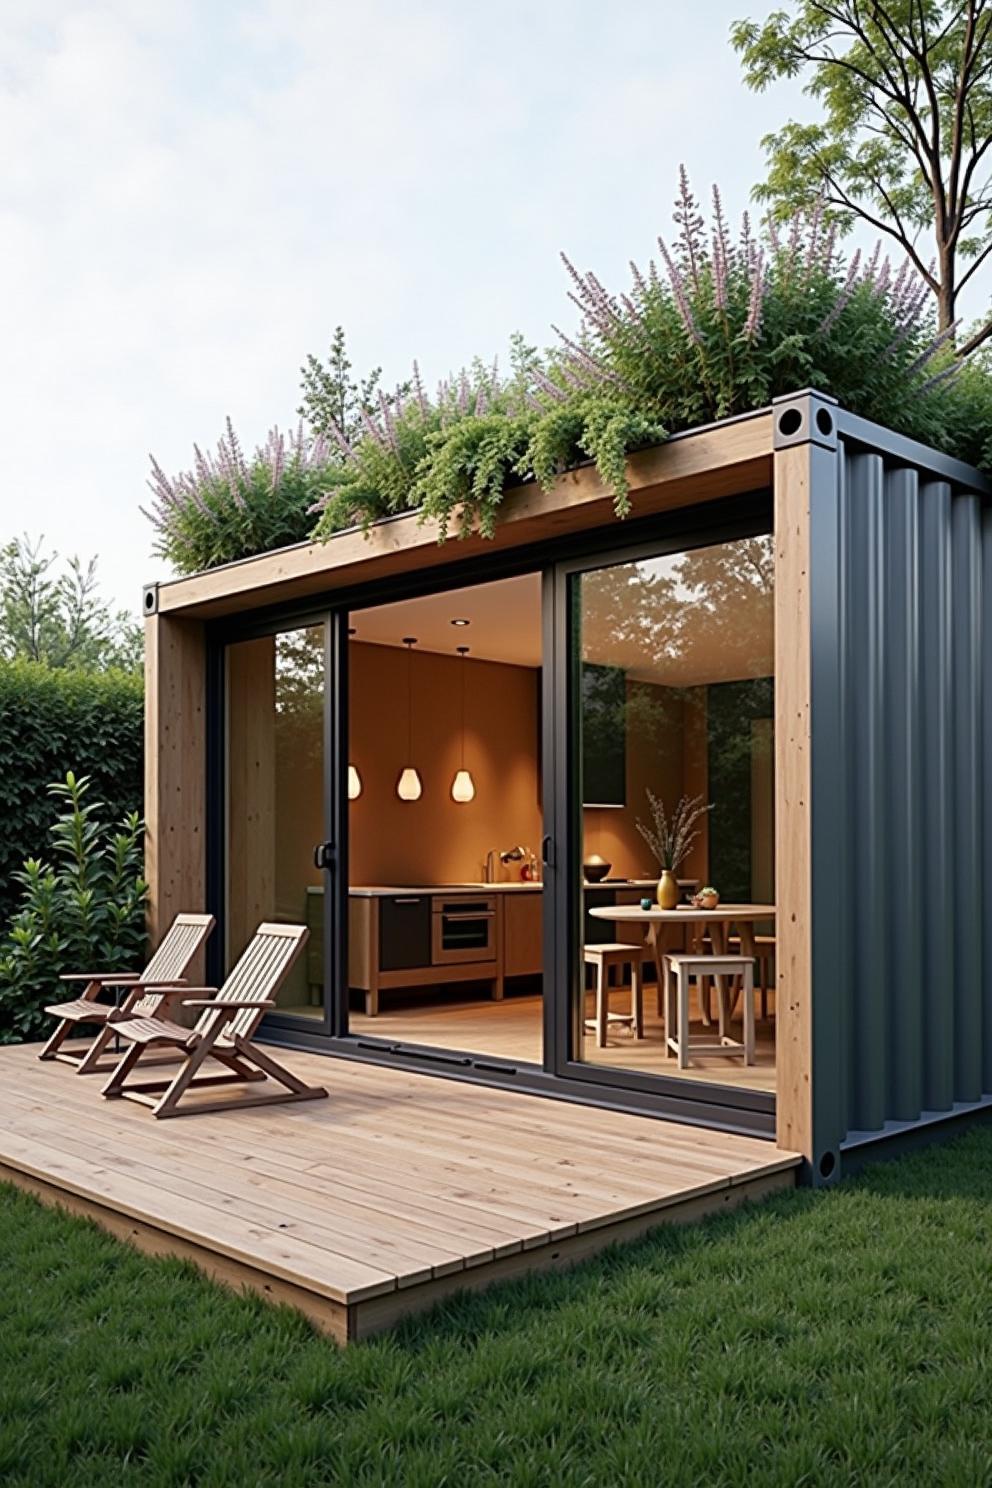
left=772, top=392, right=841, bottom=1181
left=144, top=598, right=208, bottom=961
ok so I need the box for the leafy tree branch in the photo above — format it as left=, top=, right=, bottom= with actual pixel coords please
left=733, top=1, right=992, bottom=346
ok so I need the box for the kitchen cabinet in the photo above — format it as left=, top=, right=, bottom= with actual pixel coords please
left=503, top=892, right=542, bottom=978
left=379, top=895, right=431, bottom=971
left=348, top=888, right=513, bottom=1016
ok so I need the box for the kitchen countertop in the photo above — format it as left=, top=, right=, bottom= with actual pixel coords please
left=345, top=879, right=675, bottom=898
left=347, top=883, right=542, bottom=897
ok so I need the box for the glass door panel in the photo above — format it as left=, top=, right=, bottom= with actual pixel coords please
left=226, top=622, right=327, bottom=1021
left=564, top=534, right=777, bottom=1099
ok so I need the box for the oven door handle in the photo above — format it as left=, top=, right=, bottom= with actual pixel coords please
left=440, top=910, right=496, bottom=922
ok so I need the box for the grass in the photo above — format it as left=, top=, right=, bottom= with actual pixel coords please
left=2, top=1132, right=992, bottom=1487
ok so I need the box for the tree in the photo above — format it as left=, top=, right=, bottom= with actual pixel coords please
left=732, top=1, right=992, bottom=352
left=297, top=325, right=385, bottom=441
left=0, top=536, right=142, bottom=672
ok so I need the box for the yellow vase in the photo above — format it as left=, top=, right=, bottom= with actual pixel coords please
left=656, top=869, right=679, bottom=910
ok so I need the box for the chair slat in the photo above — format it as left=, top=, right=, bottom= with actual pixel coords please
left=194, top=925, right=306, bottom=1044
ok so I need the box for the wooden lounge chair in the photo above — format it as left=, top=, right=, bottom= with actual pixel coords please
left=40, top=913, right=216, bottom=1074
left=101, top=922, right=327, bottom=1117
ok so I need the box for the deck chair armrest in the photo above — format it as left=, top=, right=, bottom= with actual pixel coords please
left=149, top=985, right=218, bottom=997
left=101, top=977, right=189, bottom=990
left=59, top=971, right=140, bottom=983
left=182, top=998, right=276, bottom=1012
left=108, top=986, right=218, bottom=1022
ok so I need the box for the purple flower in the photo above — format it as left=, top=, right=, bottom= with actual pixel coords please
left=657, top=236, right=702, bottom=345
left=743, top=250, right=766, bottom=342
left=412, top=360, right=429, bottom=416
left=673, top=165, right=706, bottom=290
left=818, top=249, right=862, bottom=333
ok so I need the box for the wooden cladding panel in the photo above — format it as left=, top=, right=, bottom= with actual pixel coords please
left=144, top=613, right=207, bottom=966
left=773, top=445, right=813, bottom=1159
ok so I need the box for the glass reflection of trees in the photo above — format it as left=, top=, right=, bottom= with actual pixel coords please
left=580, top=535, right=773, bottom=681
left=579, top=536, right=775, bottom=901
left=274, top=626, right=324, bottom=769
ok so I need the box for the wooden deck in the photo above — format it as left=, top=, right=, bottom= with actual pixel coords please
left=0, top=1042, right=799, bottom=1343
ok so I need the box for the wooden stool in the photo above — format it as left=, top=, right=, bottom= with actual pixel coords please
left=727, top=933, right=776, bottom=1021
left=663, top=954, right=755, bottom=1070
left=583, top=944, right=646, bottom=1048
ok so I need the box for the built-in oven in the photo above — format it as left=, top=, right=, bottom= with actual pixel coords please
left=431, top=896, right=497, bottom=964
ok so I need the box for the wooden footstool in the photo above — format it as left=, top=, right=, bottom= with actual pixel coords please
left=583, top=944, right=646, bottom=1048
left=663, top=954, right=755, bottom=1069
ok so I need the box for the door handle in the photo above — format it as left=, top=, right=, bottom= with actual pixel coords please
left=541, top=834, right=554, bottom=867
left=313, top=842, right=337, bottom=870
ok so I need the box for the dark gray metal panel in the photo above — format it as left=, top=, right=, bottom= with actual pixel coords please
left=919, top=480, right=956, bottom=1112
left=882, top=465, right=924, bottom=1122
left=834, top=407, right=992, bottom=496
left=808, top=440, right=848, bottom=1162
left=811, top=435, right=990, bottom=1155
left=846, top=451, right=888, bottom=1133
left=952, top=494, right=984, bottom=1102
left=985, top=505, right=992, bottom=1095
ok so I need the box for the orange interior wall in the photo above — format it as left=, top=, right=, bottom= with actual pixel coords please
left=231, top=637, right=714, bottom=905
left=348, top=642, right=543, bottom=885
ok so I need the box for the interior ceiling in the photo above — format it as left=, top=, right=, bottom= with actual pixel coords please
left=351, top=566, right=773, bottom=687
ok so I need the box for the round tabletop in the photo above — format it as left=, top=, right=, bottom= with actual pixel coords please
left=588, top=903, right=776, bottom=923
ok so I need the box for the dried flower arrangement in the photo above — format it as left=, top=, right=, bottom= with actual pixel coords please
left=636, top=791, right=712, bottom=873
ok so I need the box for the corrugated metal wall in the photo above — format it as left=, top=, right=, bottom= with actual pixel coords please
left=811, top=438, right=992, bottom=1151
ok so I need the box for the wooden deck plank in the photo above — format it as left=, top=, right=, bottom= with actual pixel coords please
left=0, top=1104, right=472, bottom=1284
left=0, top=1042, right=800, bottom=1339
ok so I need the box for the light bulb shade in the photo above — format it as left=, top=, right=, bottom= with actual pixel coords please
left=451, top=768, right=476, bottom=803
left=347, top=764, right=362, bottom=800
left=396, top=766, right=422, bottom=802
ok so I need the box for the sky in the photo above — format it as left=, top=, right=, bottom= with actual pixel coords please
left=0, top=0, right=812, bottom=616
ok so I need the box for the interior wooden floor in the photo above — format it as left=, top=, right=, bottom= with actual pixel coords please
left=0, top=1041, right=796, bottom=1343
left=350, top=984, right=777, bottom=1094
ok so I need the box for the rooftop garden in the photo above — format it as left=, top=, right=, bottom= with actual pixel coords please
left=146, top=172, right=992, bottom=576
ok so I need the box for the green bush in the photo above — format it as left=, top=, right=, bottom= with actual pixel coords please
left=0, top=773, right=147, bottom=1045
left=0, top=660, right=143, bottom=928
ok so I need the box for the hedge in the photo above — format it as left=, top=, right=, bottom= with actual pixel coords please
left=0, top=661, right=143, bottom=928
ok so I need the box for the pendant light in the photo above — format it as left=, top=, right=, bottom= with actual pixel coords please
left=396, top=637, right=423, bottom=801
left=451, top=645, right=476, bottom=803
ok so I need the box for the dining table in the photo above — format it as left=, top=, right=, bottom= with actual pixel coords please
left=587, top=902, right=776, bottom=1026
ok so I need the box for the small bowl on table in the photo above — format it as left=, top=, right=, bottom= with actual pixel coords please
left=583, top=857, right=612, bottom=883
left=692, top=888, right=720, bottom=911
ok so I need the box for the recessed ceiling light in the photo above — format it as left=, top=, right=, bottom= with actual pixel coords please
left=451, top=618, right=470, bottom=627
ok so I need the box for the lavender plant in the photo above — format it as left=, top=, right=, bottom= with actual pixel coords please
left=547, top=169, right=985, bottom=492
left=144, top=420, right=338, bottom=573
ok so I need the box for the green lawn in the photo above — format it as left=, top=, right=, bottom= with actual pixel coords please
left=2, top=1130, right=992, bottom=1488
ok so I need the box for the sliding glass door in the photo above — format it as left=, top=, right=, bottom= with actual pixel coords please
left=224, top=614, right=347, bottom=1032
left=548, top=528, right=777, bottom=1114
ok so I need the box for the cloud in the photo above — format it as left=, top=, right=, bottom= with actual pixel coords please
left=0, top=0, right=802, bottom=609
